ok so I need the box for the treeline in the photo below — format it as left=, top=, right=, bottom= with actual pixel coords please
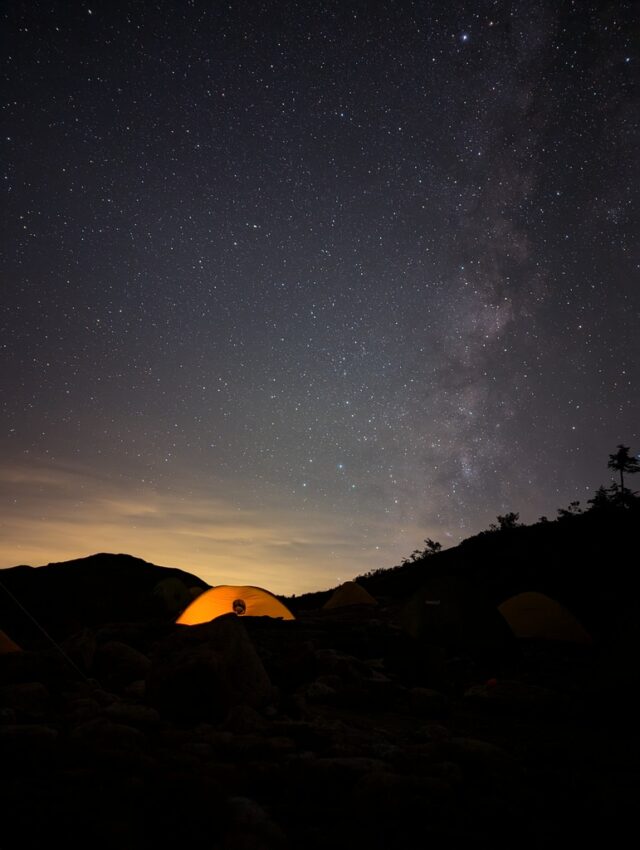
left=345, top=444, right=640, bottom=625
left=287, top=444, right=639, bottom=617
left=359, top=443, right=639, bottom=580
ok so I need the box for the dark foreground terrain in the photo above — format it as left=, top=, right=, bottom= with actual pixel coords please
left=2, top=598, right=639, bottom=850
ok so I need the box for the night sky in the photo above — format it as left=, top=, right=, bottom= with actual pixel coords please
left=2, top=1, right=638, bottom=594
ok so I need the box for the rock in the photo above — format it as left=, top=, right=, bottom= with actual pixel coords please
left=301, top=680, right=337, bottom=703
left=407, top=687, right=451, bottom=717
left=90, top=685, right=120, bottom=707
left=104, top=701, right=162, bottom=731
left=61, top=627, right=97, bottom=672
left=65, top=695, right=103, bottom=725
left=94, top=640, right=151, bottom=691
left=411, top=723, right=451, bottom=743
left=441, top=737, right=520, bottom=790
left=293, top=755, right=387, bottom=793
left=390, top=742, right=448, bottom=774
left=221, top=703, right=270, bottom=734
left=313, top=648, right=372, bottom=682
left=269, top=719, right=333, bottom=752
left=69, top=716, right=147, bottom=755
left=0, top=706, right=17, bottom=724
left=447, top=736, right=513, bottom=764
left=65, top=716, right=156, bottom=778
left=0, top=648, right=76, bottom=688
left=0, top=723, right=59, bottom=764
left=123, top=678, right=146, bottom=699
left=463, top=679, right=564, bottom=714
left=222, top=796, right=287, bottom=849
left=145, top=616, right=274, bottom=724
left=0, top=682, right=50, bottom=720
left=353, top=769, right=453, bottom=813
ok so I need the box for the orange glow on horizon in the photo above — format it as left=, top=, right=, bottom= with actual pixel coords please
left=0, top=460, right=440, bottom=596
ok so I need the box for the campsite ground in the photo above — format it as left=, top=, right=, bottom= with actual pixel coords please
left=1, top=601, right=638, bottom=849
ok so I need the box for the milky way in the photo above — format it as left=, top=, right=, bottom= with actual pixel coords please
left=2, top=1, right=638, bottom=593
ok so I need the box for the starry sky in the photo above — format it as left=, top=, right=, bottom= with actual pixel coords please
left=1, top=1, right=638, bottom=594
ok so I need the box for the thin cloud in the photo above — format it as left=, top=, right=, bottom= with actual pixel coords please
left=0, top=459, right=421, bottom=594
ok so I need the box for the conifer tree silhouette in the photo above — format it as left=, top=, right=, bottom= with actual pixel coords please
left=607, top=444, right=639, bottom=500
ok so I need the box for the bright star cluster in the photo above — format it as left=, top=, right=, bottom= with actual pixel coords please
left=1, top=1, right=637, bottom=593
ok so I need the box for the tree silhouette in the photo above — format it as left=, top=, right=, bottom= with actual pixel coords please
left=399, top=537, right=443, bottom=566
left=489, top=511, right=521, bottom=531
left=587, top=485, right=614, bottom=512
left=607, top=444, right=639, bottom=502
left=557, top=500, right=583, bottom=520
left=423, top=538, right=442, bottom=554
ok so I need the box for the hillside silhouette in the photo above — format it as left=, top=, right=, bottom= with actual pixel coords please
left=287, top=497, right=639, bottom=635
left=0, top=553, right=208, bottom=646
left=2, top=487, right=638, bottom=653
left=1, top=485, right=640, bottom=848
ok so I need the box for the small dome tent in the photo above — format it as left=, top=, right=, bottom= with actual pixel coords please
left=498, top=591, right=593, bottom=644
left=323, top=581, right=378, bottom=609
left=176, top=585, right=295, bottom=625
left=400, top=575, right=517, bottom=664
left=152, top=576, right=193, bottom=615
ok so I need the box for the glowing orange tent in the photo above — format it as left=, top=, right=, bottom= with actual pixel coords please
left=176, top=585, right=295, bottom=625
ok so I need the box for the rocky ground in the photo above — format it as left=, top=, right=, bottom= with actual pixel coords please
left=1, top=603, right=638, bottom=850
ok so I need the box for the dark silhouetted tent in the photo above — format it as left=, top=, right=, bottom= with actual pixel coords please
left=498, top=591, right=593, bottom=644
left=400, top=574, right=516, bottom=664
left=323, top=581, right=378, bottom=609
left=176, top=585, right=295, bottom=624
left=152, top=576, right=196, bottom=615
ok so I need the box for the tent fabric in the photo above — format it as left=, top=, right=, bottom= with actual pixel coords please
left=400, top=574, right=516, bottom=663
left=498, top=591, right=593, bottom=644
left=0, top=629, right=22, bottom=654
left=176, top=585, right=295, bottom=625
left=153, top=577, right=193, bottom=615
left=323, top=581, right=378, bottom=609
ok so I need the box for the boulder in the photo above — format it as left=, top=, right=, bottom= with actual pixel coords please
left=94, top=641, right=152, bottom=691
left=145, top=616, right=274, bottom=724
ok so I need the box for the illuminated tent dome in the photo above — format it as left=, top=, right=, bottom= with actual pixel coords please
left=176, top=585, right=295, bottom=625
left=323, top=581, right=378, bottom=609
left=498, top=591, right=593, bottom=644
